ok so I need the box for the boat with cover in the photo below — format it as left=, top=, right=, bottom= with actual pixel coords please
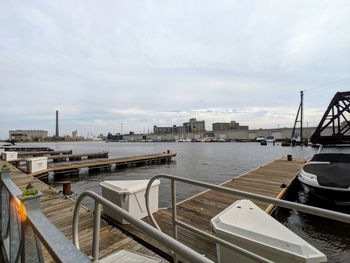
left=298, top=153, right=350, bottom=204
left=298, top=91, right=350, bottom=204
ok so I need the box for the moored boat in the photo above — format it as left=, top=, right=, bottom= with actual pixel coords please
left=298, top=91, right=350, bottom=205
left=298, top=153, right=350, bottom=204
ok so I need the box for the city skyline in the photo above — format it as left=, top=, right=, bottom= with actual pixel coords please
left=1, top=1, right=349, bottom=138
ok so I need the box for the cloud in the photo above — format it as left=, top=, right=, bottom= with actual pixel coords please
left=0, top=1, right=349, bottom=138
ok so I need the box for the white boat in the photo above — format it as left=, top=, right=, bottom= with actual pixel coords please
left=298, top=153, right=350, bottom=204
left=255, top=137, right=265, bottom=142
left=266, top=136, right=275, bottom=143
left=0, top=140, right=15, bottom=147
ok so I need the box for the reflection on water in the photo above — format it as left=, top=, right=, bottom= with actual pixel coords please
left=274, top=182, right=350, bottom=263
left=21, top=141, right=350, bottom=261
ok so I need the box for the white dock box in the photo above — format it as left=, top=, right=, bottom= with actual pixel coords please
left=26, top=157, right=48, bottom=174
left=211, top=200, right=327, bottom=263
left=100, top=180, right=160, bottom=224
left=3, top=151, right=18, bottom=161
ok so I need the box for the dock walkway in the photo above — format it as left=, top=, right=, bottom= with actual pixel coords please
left=119, top=157, right=306, bottom=262
left=17, top=150, right=72, bottom=158
left=11, top=151, right=109, bottom=164
left=4, top=146, right=53, bottom=152
left=1, top=160, right=167, bottom=263
left=30, top=152, right=176, bottom=177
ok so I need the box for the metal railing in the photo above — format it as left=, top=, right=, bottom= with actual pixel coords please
left=72, top=190, right=214, bottom=263
left=145, top=174, right=350, bottom=262
left=0, top=171, right=90, bottom=263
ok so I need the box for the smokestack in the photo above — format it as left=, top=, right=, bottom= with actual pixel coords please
left=55, top=110, right=59, bottom=137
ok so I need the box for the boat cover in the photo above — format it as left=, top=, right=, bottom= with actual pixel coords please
left=310, top=153, right=350, bottom=163
left=303, top=163, right=350, bottom=188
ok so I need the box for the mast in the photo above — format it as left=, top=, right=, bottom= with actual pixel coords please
left=291, top=91, right=304, bottom=143
left=300, top=91, right=304, bottom=142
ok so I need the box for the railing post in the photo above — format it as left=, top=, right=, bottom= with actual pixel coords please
left=9, top=193, right=20, bottom=263
left=0, top=171, right=10, bottom=261
left=171, top=179, right=178, bottom=262
left=18, top=191, right=44, bottom=263
left=0, top=171, right=8, bottom=234
left=92, top=202, right=101, bottom=262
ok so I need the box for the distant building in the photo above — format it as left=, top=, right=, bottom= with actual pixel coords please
left=72, top=130, right=78, bottom=137
left=153, top=125, right=185, bottom=134
left=183, top=118, right=205, bottom=133
left=64, top=135, right=84, bottom=142
left=212, top=121, right=248, bottom=131
left=153, top=118, right=205, bottom=134
left=9, top=130, right=48, bottom=142
left=108, top=133, right=123, bottom=142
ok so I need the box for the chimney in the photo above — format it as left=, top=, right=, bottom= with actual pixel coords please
left=55, top=110, right=59, bottom=137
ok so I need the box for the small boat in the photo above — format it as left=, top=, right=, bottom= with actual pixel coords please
left=0, top=140, right=15, bottom=147
left=255, top=136, right=265, bottom=142
left=298, top=153, right=350, bottom=204
left=266, top=135, right=275, bottom=143
left=298, top=91, right=350, bottom=204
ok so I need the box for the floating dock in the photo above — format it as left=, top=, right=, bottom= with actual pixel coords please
left=17, top=150, right=72, bottom=158
left=4, top=146, right=54, bottom=152
left=49, top=151, right=109, bottom=162
left=117, top=157, right=306, bottom=261
left=1, top=160, right=166, bottom=263
left=29, top=152, right=176, bottom=177
left=10, top=151, right=109, bottom=165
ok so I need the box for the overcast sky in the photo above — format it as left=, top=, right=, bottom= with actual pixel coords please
left=1, top=1, right=349, bottom=138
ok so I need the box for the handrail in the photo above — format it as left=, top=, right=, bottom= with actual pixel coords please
left=72, top=190, right=214, bottom=263
left=0, top=171, right=90, bottom=263
left=145, top=174, right=350, bottom=262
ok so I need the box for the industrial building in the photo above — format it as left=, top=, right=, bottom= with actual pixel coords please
left=212, top=121, right=249, bottom=131
left=153, top=125, right=184, bottom=134
left=153, top=118, right=205, bottom=134
left=9, top=130, right=48, bottom=142
left=183, top=118, right=205, bottom=133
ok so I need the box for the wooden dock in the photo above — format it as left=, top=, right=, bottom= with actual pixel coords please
left=1, top=160, right=167, bottom=263
left=4, top=146, right=53, bottom=152
left=117, top=157, right=306, bottom=262
left=10, top=151, right=109, bottom=165
left=17, top=150, right=72, bottom=158
left=29, top=152, right=176, bottom=177
left=49, top=151, right=109, bottom=162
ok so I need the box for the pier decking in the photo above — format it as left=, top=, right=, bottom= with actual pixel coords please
left=17, top=150, right=72, bottom=158
left=118, top=157, right=306, bottom=261
left=29, top=152, right=176, bottom=177
left=4, top=146, right=53, bottom=152
left=11, top=151, right=109, bottom=164
left=1, top=160, right=167, bottom=263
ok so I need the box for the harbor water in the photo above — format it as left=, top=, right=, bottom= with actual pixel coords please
left=20, top=141, right=349, bottom=262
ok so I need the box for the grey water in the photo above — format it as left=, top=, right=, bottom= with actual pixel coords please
left=20, top=141, right=349, bottom=262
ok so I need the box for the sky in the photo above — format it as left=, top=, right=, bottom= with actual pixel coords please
left=0, top=1, right=350, bottom=139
